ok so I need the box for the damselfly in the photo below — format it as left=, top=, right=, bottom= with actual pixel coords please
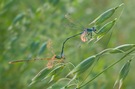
left=65, top=14, right=97, bottom=42
left=9, top=41, right=65, bottom=69
left=9, top=55, right=64, bottom=69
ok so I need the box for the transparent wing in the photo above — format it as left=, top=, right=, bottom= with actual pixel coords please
left=64, top=13, right=85, bottom=31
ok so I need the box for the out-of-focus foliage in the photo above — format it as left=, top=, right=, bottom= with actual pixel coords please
left=1, top=0, right=135, bottom=89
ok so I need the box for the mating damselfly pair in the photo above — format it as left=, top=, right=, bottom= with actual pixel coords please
left=9, top=14, right=98, bottom=68
left=9, top=3, right=123, bottom=67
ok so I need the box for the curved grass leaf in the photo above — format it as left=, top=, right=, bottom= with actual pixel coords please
left=96, top=44, right=135, bottom=57
left=29, top=67, right=51, bottom=86
left=43, top=64, right=65, bottom=81
left=64, top=74, right=77, bottom=88
left=51, top=78, right=72, bottom=89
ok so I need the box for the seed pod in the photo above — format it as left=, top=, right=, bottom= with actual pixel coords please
left=68, top=56, right=96, bottom=76
left=96, top=18, right=117, bottom=40
left=119, top=60, right=131, bottom=80
left=113, top=60, right=131, bottom=89
left=110, top=44, right=135, bottom=53
left=90, top=3, right=124, bottom=25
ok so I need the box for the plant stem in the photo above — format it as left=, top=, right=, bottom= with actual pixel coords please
left=77, top=48, right=135, bottom=89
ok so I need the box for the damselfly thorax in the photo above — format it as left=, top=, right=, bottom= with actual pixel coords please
left=81, top=27, right=97, bottom=42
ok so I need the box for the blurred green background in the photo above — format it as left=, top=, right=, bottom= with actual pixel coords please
left=1, top=0, right=135, bottom=89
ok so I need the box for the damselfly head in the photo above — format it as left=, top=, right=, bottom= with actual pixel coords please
left=92, top=27, right=96, bottom=32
